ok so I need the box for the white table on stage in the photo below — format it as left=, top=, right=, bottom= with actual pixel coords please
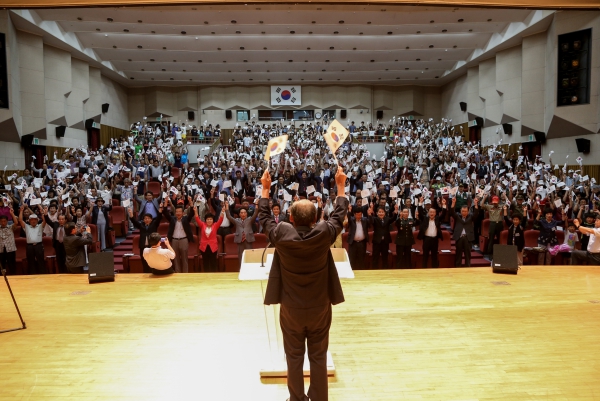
left=239, top=247, right=353, bottom=378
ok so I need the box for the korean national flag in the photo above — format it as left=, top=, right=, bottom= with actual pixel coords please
left=271, top=85, right=302, bottom=106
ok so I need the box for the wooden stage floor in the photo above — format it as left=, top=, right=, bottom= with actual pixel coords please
left=1, top=266, right=600, bottom=401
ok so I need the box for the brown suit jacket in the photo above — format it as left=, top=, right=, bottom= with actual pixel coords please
left=260, top=196, right=348, bottom=308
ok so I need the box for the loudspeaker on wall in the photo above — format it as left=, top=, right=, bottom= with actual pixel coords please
left=188, top=111, right=195, bottom=120
left=534, top=131, right=546, bottom=144
left=340, top=110, right=347, bottom=119
left=502, top=123, right=512, bottom=135
left=102, top=103, right=109, bottom=113
left=225, top=110, right=232, bottom=119
left=85, top=119, right=94, bottom=130
left=20, top=134, right=34, bottom=148
left=475, top=117, right=484, bottom=127
left=376, top=110, right=383, bottom=119
left=459, top=102, right=467, bottom=112
left=575, top=138, right=591, bottom=153
left=56, top=126, right=66, bottom=138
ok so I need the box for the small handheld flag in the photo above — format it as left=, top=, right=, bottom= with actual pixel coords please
left=264, top=135, right=288, bottom=161
left=323, top=119, right=349, bottom=162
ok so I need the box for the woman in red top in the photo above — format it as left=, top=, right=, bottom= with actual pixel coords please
left=194, top=208, right=224, bottom=272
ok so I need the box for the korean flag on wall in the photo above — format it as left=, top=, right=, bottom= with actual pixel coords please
left=270, top=86, right=302, bottom=106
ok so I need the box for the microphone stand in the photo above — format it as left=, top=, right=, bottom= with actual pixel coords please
left=260, top=242, right=271, bottom=267
left=0, top=265, right=26, bottom=334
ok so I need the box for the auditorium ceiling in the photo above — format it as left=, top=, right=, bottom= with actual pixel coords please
left=9, top=5, right=556, bottom=86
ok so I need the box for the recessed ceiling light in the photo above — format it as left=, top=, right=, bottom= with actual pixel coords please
left=195, top=37, right=198, bottom=40
left=107, top=18, right=113, bottom=22
left=240, top=47, right=244, bottom=50
left=388, top=32, right=393, bottom=35
left=231, top=20, right=237, bottom=23
left=339, top=20, right=344, bottom=24
left=458, top=19, right=464, bottom=22
left=123, top=29, right=129, bottom=32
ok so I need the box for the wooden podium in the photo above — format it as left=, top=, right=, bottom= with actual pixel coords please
left=239, top=247, right=353, bottom=378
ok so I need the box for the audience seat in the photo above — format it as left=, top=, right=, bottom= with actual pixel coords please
left=15, top=238, right=28, bottom=274
left=223, top=234, right=240, bottom=272
left=479, top=219, right=490, bottom=253
left=158, top=222, right=170, bottom=235
left=42, top=236, right=57, bottom=274
left=87, top=224, right=101, bottom=253
left=110, top=205, right=128, bottom=237
left=148, top=181, right=162, bottom=197
left=523, top=230, right=540, bottom=265
left=124, top=235, right=143, bottom=273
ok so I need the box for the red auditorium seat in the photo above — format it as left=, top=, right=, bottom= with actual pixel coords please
left=109, top=206, right=128, bottom=237
left=15, top=238, right=28, bottom=275
left=42, top=236, right=57, bottom=274
left=479, top=219, right=490, bottom=253
left=223, top=234, right=239, bottom=272
left=147, top=181, right=162, bottom=197
left=124, top=235, right=143, bottom=273
left=87, top=224, right=101, bottom=253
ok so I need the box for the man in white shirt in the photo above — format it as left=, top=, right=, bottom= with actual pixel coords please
left=572, top=216, right=600, bottom=265
left=19, top=205, right=47, bottom=275
left=143, top=233, right=176, bottom=275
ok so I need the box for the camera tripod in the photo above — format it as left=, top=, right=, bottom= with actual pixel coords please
left=0, top=265, right=26, bottom=333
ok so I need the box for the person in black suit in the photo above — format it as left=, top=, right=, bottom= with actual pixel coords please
left=163, top=197, right=195, bottom=273
left=449, top=196, right=480, bottom=267
left=347, top=204, right=371, bottom=269
left=43, top=210, right=68, bottom=273
left=368, top=205, right=396, bottom=269
left=417, top=198, right=447, bottom=268
left=395, top=205, right=416, bottom=268
left=63, top=222, right=93, bottom=274
left=259, top=167, right=348, bottom=401
left=129, top=206, right=163, bottom=273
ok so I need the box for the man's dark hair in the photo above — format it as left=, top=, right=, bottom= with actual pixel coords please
left=461, top=205, right=469, bottom=211
left=175, top=205, right=184, bottom=212
left=143, top=213, right=153, bottom=219
left=148, top=232, right=162, bottom=247
left=272, top=203, right=281, bottom=210
left=290, top=200, right=317, bottom=227
left=145, top=191, right=154, bottom=197
left=65, top=222, right=76, bottom=235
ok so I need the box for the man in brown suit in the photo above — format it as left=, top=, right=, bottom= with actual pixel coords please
left=259, top=167, right=348, bottom=401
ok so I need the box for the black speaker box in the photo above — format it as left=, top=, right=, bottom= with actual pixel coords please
left=188, top=111, right=195, bottom=120
left=492, top=244, right=519, bottom=275
left=340, top=109, right=347, bottom=119
left=102, top=103, right=110, bottom=113
left=88, top=252, right=115, bottom=284
left=502, top=123, right=512, bottom=135
left=475, top=117, right=484, bottom=127
left=376, top=110, right=383, bottom=119
left=225, top=110, right=232, bottom=119
left=534, top=131, right=546, bottom=144
left=85, top=118, right=94, bottom=130
left=575, top=138, right=590, bottom=153
left=20, top=134, right=34, bottom=148
left=56, top=126, right=66, bottom=138
left=459, top=102, right=467, bottom=112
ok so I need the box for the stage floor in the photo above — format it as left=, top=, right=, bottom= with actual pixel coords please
left=1, top=266, right=600, bottom=401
